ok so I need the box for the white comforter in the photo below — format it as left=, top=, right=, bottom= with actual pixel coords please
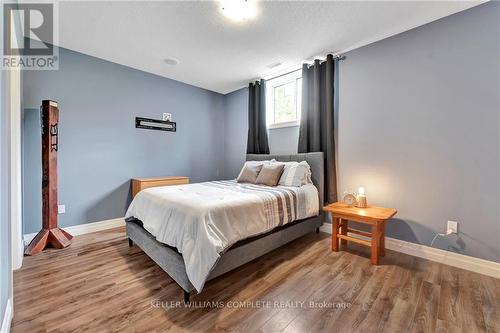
left=125, top=180, right=319, bottom=292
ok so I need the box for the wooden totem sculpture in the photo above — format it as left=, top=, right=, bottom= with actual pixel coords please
left=25, top=100, right=73, bottom=256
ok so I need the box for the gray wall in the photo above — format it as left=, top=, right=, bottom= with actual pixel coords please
left=338, top=2, right=499, bottom=262
left=268, top=126, right=299, bottom=155
left=223, top=2, right=500, bottom=262
left=21, top=2, right=500, bottom=261
left=0, top=3, right=12, bottom=321
left=222, top=87, right=299, bottom=179
left=22, top=108, right=42, bottom=235
left=223, top=88, right=248, bottom=179
left=23, top=47, right=225, bottom=234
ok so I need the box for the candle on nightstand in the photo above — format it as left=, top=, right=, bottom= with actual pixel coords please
left=356, top=187, right=367, bottom=208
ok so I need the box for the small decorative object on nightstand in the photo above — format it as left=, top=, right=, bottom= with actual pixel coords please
left=131, top=176, right=189, bottom=198
left=323, top=202, right=397, bottom=265
left=355, top=186, right=367, bottom=208
left=342, top=191, right=357, bottom=206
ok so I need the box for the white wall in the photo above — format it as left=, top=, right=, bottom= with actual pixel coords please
left=1, top=5, right=25, bottom=331
left=9, top=67, right=22, bottom=271
left=6, top=2, right=24, bottom=271
left=0, top=3, right=13, bottom=328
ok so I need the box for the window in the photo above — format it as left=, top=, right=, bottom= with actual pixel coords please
left=266, top=70, right=302, bottom=129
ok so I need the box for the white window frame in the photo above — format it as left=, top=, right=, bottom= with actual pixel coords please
left=266, top=69, right=302, bottom=129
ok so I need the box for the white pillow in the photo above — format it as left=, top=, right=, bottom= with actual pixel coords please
left=278, top=161, right=312, bottom=187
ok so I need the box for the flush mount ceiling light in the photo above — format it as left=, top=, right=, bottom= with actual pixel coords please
left=267, top=62, right=282, bottom=69
left=220, top=0, right=257, bottom=22
left=164, top=58, right=180, bottom=66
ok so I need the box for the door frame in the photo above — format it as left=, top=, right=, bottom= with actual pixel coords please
left=9, top=66, right=23, bottom=271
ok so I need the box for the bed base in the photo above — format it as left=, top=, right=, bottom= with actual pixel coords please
left=126, top=216, right=322, bottom=303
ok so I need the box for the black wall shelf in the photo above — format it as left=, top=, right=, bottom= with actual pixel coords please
left=135, top=117, right=176, bottom=132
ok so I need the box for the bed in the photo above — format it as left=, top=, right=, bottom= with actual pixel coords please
left=125, top=152, right=324, bottom=302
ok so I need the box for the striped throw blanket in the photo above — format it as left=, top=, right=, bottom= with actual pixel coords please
left=125, top=180, right=319, bottom=292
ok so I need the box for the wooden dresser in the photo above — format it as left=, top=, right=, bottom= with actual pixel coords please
left=131, top=176, right=189, bottom=198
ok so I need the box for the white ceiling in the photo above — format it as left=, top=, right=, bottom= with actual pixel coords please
left=51, top=0, right=483, bottom=94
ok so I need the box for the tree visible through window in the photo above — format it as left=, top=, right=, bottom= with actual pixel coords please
left=274, top=82, right=295, bottom=123
left=266, top=70, right=302, bottom=128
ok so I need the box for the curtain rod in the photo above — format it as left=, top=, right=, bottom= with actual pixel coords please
left=261, top=54, right=346, bottom=82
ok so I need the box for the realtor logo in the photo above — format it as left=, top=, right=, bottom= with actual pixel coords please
left=2, top=2, right=59, bottom=69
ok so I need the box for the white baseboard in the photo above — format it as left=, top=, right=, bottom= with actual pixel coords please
left=23, top=217, right=125, bottom=246
left=319, top=223, right=500, bottom=279
left=21, top=219, right=499, bottom=279
left=1, top=298, right=12, bottom=333
left=12, top=239, right=23, bottom=271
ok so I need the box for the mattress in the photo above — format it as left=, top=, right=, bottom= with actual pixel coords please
left=125, top=180, right=319, bottom=292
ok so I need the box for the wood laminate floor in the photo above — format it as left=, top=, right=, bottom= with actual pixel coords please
left=13, top=227, right=499, bottom=333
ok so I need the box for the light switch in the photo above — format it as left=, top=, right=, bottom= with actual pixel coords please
left=447, top=221, right=458, bottom=235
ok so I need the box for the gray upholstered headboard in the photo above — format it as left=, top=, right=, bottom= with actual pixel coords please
left=246, top=152, right=325, bottom=207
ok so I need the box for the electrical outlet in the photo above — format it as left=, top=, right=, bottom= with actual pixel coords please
left=447, top=221, right=458, bottom=235
left=162, top=113, right=172, bottom=122
left=58, top=205, right=66, bottom=214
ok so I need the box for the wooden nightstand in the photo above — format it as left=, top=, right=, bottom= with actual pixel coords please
left=323, top=202, right=397, bottom=265
left=131, top=176, right=189, bottom=198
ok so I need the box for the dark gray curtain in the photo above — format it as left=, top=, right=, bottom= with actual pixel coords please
left=298, top=54, right=337, bottom=204
left=247, top=79, right=269, bottom=154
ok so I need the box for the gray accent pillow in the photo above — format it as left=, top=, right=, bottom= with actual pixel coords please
left=237, top=163, right=263, bottom=183
left=278, top=161, right=312, bottom=187
left=255, top=163, right=285, bottom=186
left=236, top=160, right=273, bottom=179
